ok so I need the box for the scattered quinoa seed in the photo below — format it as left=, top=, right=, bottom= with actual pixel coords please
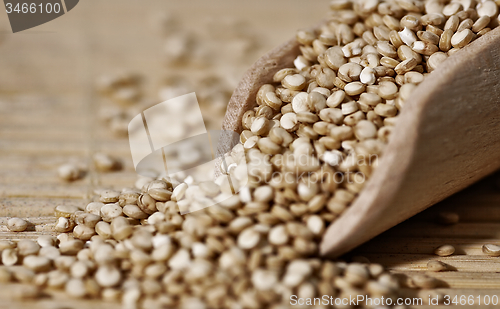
left=482, top=244, right=500, bottom=257
left=427, top=260, right=448, bottom=272
left=434, top=244, right=455, bottom=256
left=7, top=217, right=28, bottom=232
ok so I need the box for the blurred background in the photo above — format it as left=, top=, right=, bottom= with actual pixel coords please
left=0, top=0, right=331, bottom=126
left=1, top=1, right=500, bottom=306
left=0, top=0, right=330, bottom=196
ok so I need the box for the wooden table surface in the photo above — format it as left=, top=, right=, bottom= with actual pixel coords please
left=1, top=1, right=499, bottom=308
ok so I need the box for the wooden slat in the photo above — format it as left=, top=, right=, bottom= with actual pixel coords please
left=0, top=197, right=84, bottom=217
left=0, top=128, right=87, bottom=141
left=355, top=237, right=500, bottom=255
left=398, top=271, right=500, bottom=289
left=0, top=183, right=89, bottom=199
left=0, top=170, right=87, bottom=185
left=0, top=114, right=86, bottom=128
left=383, top=222, right=500, bottom=238
left=411, top=206, right=500, bottom=222
left=363, top=253, right=500, bottom=272
left=0, top=154, right=89, bottom=170
left=0, top=283, right=121, bottom=309
left=0, top=141, right=89, bottom=155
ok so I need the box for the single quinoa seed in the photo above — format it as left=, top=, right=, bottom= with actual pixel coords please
left=434, top=244, right=455, bottom=256
left=482, top=244, right=500, bottom=257
left=412, top=274, right=440, bottom=289
left=427, top=260, right=448, bottom=272
left=57, top=163, right=83, bottom=181
left=7, top=217, right=28, bottom=232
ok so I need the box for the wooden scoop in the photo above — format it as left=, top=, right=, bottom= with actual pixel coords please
left=221, top=27, right=500, bottom=258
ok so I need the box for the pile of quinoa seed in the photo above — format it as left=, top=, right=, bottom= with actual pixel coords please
left=3, top=0, right=500, bottom=307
